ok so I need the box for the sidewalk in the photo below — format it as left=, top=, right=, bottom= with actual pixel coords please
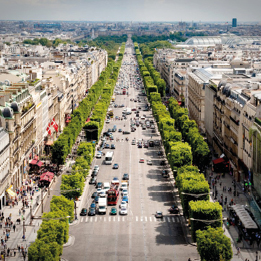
left=206, top=167, right=260, bottom=261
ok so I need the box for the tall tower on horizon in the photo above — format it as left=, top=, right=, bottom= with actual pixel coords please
left=232, top=18, right=237, bottom=27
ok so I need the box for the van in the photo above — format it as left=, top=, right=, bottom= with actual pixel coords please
left=103, top=182, right=110, bottom=193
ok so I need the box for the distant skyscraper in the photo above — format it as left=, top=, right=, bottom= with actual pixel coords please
left=232, top=18, right=237, bottom=27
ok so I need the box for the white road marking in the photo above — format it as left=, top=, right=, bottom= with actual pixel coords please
left=113, top=217, right=116, bottom=222
left=145, top=216, right=147, bottom=222
left=154, top=217, right=157, bottom=222
left=150, top=217, right=152, bottom=222
left=140, top=216, right=143, bottom=222
left=81, top=217, right=83, bottom=222
left=95, top=217, right=97, bottom=222
left=163, top=217, right=166, bottom=222
left=104, top=217, right=106, bottom=222
left=109, top=217, right=111, bottom=222
left=172, top=217, right=175, bottom=223
left=118, top=216, right=120, bottom=221
left=136, top=216, right=138, bottom=221
left=85, top=217, right=88, bottom=222
left=90, top=217, right=93, bottom=222
left=122, top=217, right=124, bottom=222
left=167, top=217, right=170, bottom=222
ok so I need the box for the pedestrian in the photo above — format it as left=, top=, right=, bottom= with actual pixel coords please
left=13, top=224, right=16, bottom=232
left=17, top=245, right=20, bottom=252
left=19, top=209, right=21, bottom=216
left=236, top=246, right=240, bottom=255
left=7, top=248, right=10, bottom=257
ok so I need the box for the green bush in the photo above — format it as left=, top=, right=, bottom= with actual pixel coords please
left=189, top=200, right=222, bottom=241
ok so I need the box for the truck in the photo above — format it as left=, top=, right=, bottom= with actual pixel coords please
left=98, top=198, right=107, bottom=214
left=107, top=185, right=120, bottom=205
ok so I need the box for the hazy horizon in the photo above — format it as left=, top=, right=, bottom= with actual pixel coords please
left=0, top=0, right=260, bottom=22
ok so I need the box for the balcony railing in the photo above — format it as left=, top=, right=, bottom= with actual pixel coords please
left=230, top=116, right=240, bottom=126
left=255, top=117, right=261, bottom=127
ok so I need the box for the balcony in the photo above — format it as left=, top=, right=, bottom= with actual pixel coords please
left=230, top=116, right=240, bottom=126
left=255, top=117, right=261, bottom=127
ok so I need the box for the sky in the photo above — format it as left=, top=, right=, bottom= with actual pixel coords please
left=0, top=0, right=260, bottom=22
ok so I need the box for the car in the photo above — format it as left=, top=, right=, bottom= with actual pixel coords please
left=131, top=127, right=136, bottom=132
left=144, top=142, right=148, bottom=148
left=108, top=128, right=112, bottom=132
left=111, top=144, right=116, bottom=149
left=90, top=203, right=96, bottom=209
left=132, top=108, right=136, bottom=111
left=91, top=192, right=98, bottom=198
left=155, top=211, right=163, bottom=218
left=106, top=119, right=110, bottom=124
left=121, top=189, right=128, bottom=196
left=151, top=129, right=156, bottom=133
left=132, top=140, right=136, bottom=145
left=93, top=165, right=99, bottom=172
left=122, top=173, right=129, bottom=180
left=113, top=163, right=119, bottom=169
left=158, top=151, right=163, bottom=156
left=142, top=126, right=146, bottom=130
left=147, top=160, right=152, bottom=165
left=112, top=128, right=116, bottom=132
left=91, top=170, right=98, bottom=177
left=123, top=131, right=131, bottom=134
left=94, top=196, right=99, bottom=203
left=138, top=143, right=142, bottom=148
left=118, top=129, right=122, bottom=132
left=96, top=182, right=103, bottom=189
left=120, top=207, right=128, bottom=215
left=169, top=205, right=179, bottom=214
left=122, top=196, right=129, bottom=203
left=120, top=201, right=128, bottom=209
left=96, top=152, right=102, bottom=158
left=163, top=172, right=170, bottom=178
left=89, top=177, right=97, bottom=185
left=160, top=160, right=166, bottom=166
left=80, top=208, right=88, bottom=216
left=139, top=158, right=145, bottom=163
left=103, top=132, right=111, bottom=137
left=99, top=191, right=106, bottom=198
left=120, top=182, right=128, bottom=190
left=154, top=140, right=160, bottom=146
left=110, top=207, right=117, bottom=215
left=105, top=144, right=110, bottom=149
left=96, top=187, right=103, bottom=194
left=151, top=125, right=155, bottom=129
left=88, top=208, right=96, bottom=216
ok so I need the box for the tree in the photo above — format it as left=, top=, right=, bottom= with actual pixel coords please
left=196, top=227, right=233, bottom=261
left=60, top=173, right=84, bottom=199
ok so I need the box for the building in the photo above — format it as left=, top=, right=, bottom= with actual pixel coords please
left=232, top=18, right=237, bottom=28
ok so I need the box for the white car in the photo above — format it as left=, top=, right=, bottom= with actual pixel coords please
left=147, top=160, right=152, bottom=165
left=99, top=191, right=106, bottom=198
left=120, top=207, right=128, bottom=215
left=131, top=140, right=136, bottom=145
left=120, top=201, right=128, bottom=209
left=106, top=119, right=110, bottom=124
left=120, top=182, right=128, bottom=191
left=93, top=165, right=99, bottom=172
left=121, top=189, right=128, bottom=196
left=96, top=153, right=102, bottom=159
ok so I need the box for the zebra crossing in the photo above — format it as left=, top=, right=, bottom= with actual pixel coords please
left=80, top=215, right=180, bottom=223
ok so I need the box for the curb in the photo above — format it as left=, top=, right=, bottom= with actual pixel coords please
left=63, top=235, right=75, bottom=248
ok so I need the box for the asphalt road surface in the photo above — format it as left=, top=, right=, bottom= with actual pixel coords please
left=62, top=40, right=198, bottom=261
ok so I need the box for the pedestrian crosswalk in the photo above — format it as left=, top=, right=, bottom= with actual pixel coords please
left=79, top=215, right=180, bottom=223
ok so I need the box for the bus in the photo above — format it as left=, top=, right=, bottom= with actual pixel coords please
left=105, top=151, right=114, bottom=165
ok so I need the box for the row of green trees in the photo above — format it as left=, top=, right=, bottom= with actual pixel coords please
left=51, top=45, right=124, bottom=168
left=134, top=42, right=166, bottom=98
left=28, top=196, right=74, bottom=261
left=84, top=43, right=125, bottom=141
left=168, top=98, right=210, bottom=170
left=134, top=43, right=232, bottom=260
left=23, top=38, right=72, bottom=47
left=59, top=43, right=125, bottom=201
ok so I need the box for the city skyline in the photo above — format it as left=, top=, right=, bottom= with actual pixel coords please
left=0, top=0, right=261, bottom=22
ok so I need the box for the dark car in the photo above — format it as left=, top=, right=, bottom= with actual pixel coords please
left=163, top=172, right=170, bottom=178
left=151, top=129, right=156, bottom=133
left=105, top=144, right=110, bottom=149
left=123, top=131, right=131, bottom=134
left=91, top=170, right=98, bottom=177
left=158, top=151, right=163, bottom=156
left=160, top=160, right=166, bottom=166
left=89, top=177, right=97, bottom=185
left=108, top=128, right=112, bottom=132
left=96, top=182, right=103, bottom=189
left=118, top=128, right=122, bottom=132
left=103, top=132, right=111, bottom=137
left=80, top=208, right=87, bottom=216
left=169, top=205, right=179, bottom=214
left=111, top=144, right=116, bottom=149
left=88, top=208, right=96, bottom=216
left=122, top=173, right=129, bottom=180
left=113, top=163, right=119, bottom=169
left=110, top=207, right=117, bottom=215
left=142, top=126, right=146, bottom=130
left=162, top=170, right=169, bottom=176
left=143, top=142, right=148, bottom=148
left=94, top=196, right=99, bottom=203
left=131, top=128, right=136, bottom=132
left=91, top=192, right=98, bottom=198
left=90, top=202, right=96, bottom=209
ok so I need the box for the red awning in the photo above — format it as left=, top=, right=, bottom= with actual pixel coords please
left=85, top=117, right=90, bottom=124
left=34, top=155, right=38, bottom=160
left=40, top=172, right=54, bottom=182
left=29, top=159, right=38, bottom=165
left=212, top=158, right=225, bottom=165
left=37, top=161, right=43, bottom=167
